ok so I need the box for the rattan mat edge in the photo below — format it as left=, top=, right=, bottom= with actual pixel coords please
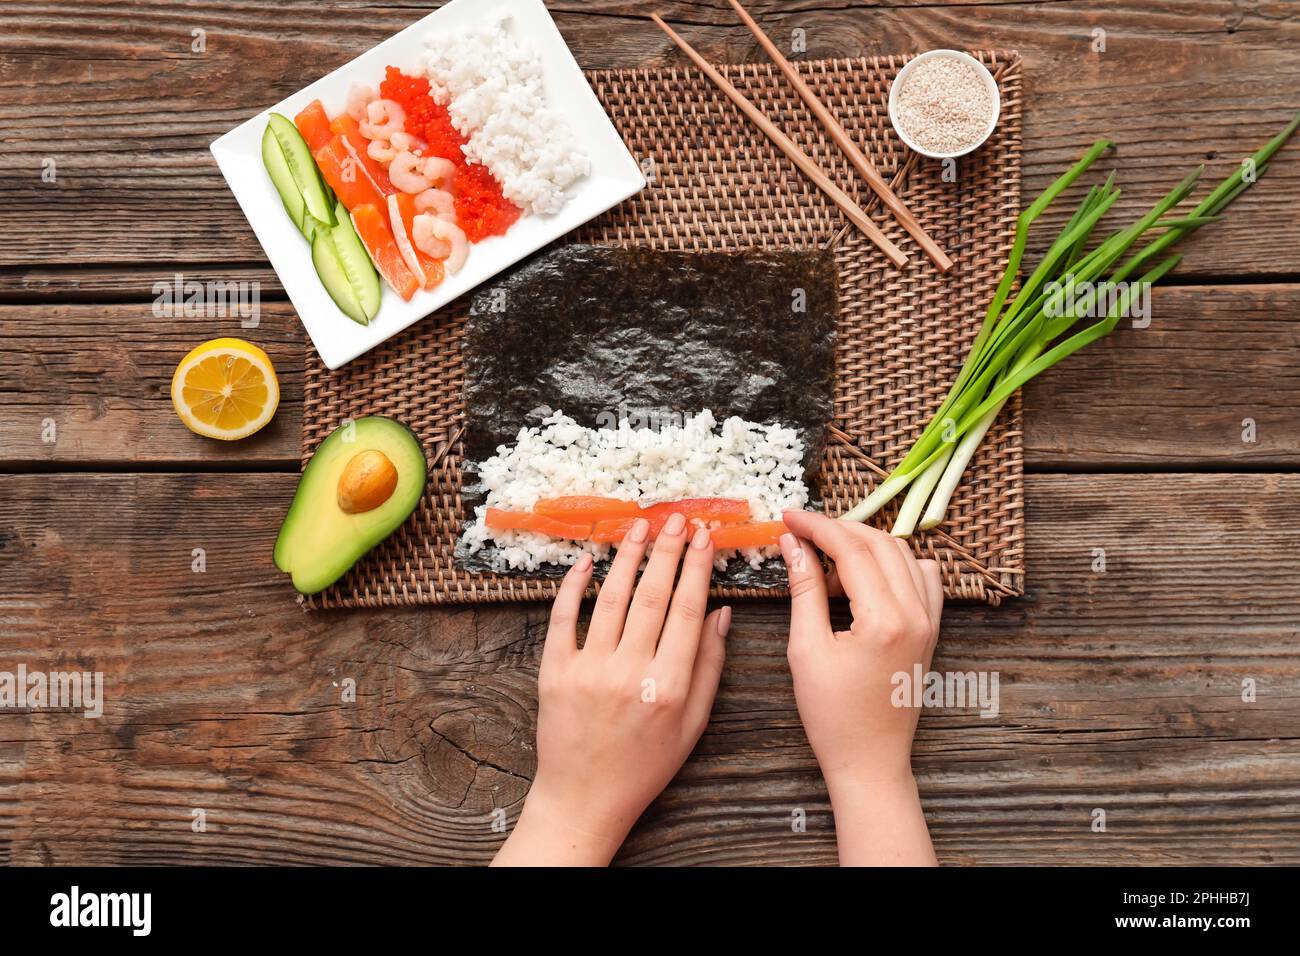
left=300, top=50, right=1025, bottom=610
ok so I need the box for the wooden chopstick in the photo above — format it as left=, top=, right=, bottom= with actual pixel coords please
left=650, top=13, right=909, bottom=269
left=727, top=0, right=953, bottom=272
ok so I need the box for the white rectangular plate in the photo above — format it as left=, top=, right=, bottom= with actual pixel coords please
left=210, top=0, right=646, bottom=369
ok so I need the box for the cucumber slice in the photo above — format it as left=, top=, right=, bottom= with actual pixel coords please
left=330, top=202, right=382, bottom=321
left=261, top=125, right=307, bottom=233
left=312, top=230, right=367, bottom=326
left=311, top=205, right=381, bottom=327
left=300, top=214, right=331, bottom=244
left=266, top=113, right=333, bottom=226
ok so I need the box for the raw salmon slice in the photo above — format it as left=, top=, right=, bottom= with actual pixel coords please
left=350, top=204, right=419, bottom=301
left=387, top=192, right=445, bottom=290
left=641, top=498, right=751, bottom=523
left=485, top=508, right=593, bottom=540
left=313, top=136, right=385, bottom=212
left=707, top=521, right=788, bottom=550
left=294, top=100, right=333, bottom=153
left=329, top=114, right=397, bottom=196
left=589, top=499, right=752, bottom=543
left=590, top=517, right=662, bottom=544
left=534, top=497, right=643, bottom=521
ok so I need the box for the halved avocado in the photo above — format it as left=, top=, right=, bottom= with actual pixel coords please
left=274, top=416, right=427, bottom=594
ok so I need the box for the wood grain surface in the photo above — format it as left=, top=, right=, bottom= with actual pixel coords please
left=3, top=1, right=1298, bottom=280
left=2, top=472, right=1297, bottom=865
left=2, top=0, right=1298, bottom=867
left=4, top=284, right=1296, bottom=469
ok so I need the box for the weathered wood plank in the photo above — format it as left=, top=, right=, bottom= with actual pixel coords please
left=1, top=1, right=1298, bottom=278
left=1022, top=283, right=1300, bottom=467
left=4, top=284, right=1296, bottom=468
left=0, top=302, right=302, bottom=467
left=0, top=265, right=282, bottom=302
left=1, top=472, right=1296, bottom=865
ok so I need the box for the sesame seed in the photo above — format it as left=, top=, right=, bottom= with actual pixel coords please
left=894, top=55, right=995, bottom=154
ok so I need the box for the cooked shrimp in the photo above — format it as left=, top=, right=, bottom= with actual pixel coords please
left=389, top=151, right=432, bottom=193
left=414, top=188, right=456, bottom=221
left=389, top=131, right=428, bottom=154
left=390, top=152, right=458, bottom=195
left=367, top=139, right=397, bottom=164
left=413, top=214, right=468, bottom=274
left=347, top=85, right=377, bottom=122
left=412, top=214, right=451, bottom=259
left=359, top=99, right=405, bottom=142
left=422, top=156, right=456, bottom=191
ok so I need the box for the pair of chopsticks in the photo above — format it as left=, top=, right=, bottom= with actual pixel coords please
left=651, top=2, right=952, bottom=272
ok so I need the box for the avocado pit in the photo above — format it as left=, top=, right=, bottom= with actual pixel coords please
left=338, top=449, right=399, bottom=514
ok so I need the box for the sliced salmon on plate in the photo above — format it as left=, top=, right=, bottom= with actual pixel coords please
left=349, top=204, right=419, bottom=302
left=329, top=114, right=397, bottom=197
left=293, top=100, right=333, bottom=153
left=313, top=137, right=386, bottom=212
left=387, top=193, right=445, bottom=290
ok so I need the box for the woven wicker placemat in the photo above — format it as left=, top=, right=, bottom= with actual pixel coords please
left=300, top=50, right=1025, bottom=609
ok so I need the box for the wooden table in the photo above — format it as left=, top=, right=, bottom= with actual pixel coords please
left=3, top=0, right=1298, bottom=866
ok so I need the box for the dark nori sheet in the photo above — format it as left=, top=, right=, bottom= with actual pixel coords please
left=457, top=244, right=838, bottom=588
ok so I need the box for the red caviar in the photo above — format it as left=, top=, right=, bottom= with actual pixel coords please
left=378, top=66, right=521, bottom=243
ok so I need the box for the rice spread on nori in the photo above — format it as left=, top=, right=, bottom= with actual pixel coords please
left=460, top=410, right=810, bottom=572
left=457, top=244, right=838, bottom=589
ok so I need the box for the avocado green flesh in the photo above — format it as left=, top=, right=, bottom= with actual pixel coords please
left=274, top=417, right=427, bottom=595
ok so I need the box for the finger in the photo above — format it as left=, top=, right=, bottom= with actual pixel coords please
left=782, top=510, right=891, bottom=617
left=585, top=518, right=651, bottom=655
left=656, top=525, right=716, bottom=670
left=682, top=607, right=729, bottom=742
left=825, top=563, right=845, bottom=598
left=543, top=552, right=591, bottom=668
left=853, top=526, right=931, bottom=639
left=920, top=559, right=944, bottom=644
left=893, top=538, right=930, bottom=615
left=619, top=512, right=691, bottom=659
left=854, top=525, right=924, bottom=619
left=780, top=532, right=831, bottom=643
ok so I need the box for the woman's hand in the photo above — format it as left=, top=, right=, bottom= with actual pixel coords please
left=492, top=514, right=730, bottom=867
left=779, top=510, right=943, bottom=866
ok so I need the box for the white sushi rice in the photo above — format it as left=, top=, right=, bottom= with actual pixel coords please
left=461, top=410, right=810, bottom=572
left=423, top=12, right=591, bottom=216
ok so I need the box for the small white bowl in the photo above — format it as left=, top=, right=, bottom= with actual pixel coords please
left=887, top=49, right=1000, bottom=160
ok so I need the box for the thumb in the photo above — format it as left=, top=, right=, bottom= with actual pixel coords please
left=779, top=532, right=831, bottom=643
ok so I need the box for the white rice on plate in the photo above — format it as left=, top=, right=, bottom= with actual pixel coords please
left=461, top=410, right=810, bottom=572
left=423, top=12, right=592, bottom=216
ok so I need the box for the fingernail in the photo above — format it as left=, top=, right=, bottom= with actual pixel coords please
left=691, top=526, right=712, bottom=550
left=628, top=518, right=650, bottom=543
left=717, top=606, right=732, bottom=637
left=664, top=512, right=686, bottom=536
left=573, top=552, right=592, bottom=573
left=779, top=532, right=798, bottom=561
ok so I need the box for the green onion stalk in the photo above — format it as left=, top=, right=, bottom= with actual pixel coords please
left=843, top=113, right=1300, bottom=534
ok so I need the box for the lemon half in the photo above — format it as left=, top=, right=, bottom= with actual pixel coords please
left=171, top=338, right=280, bottom=441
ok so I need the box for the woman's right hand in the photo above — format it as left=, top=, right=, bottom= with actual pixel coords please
left=779, top=510, right=943, bottom=865
left=779, top=511, right=943, bottom=790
